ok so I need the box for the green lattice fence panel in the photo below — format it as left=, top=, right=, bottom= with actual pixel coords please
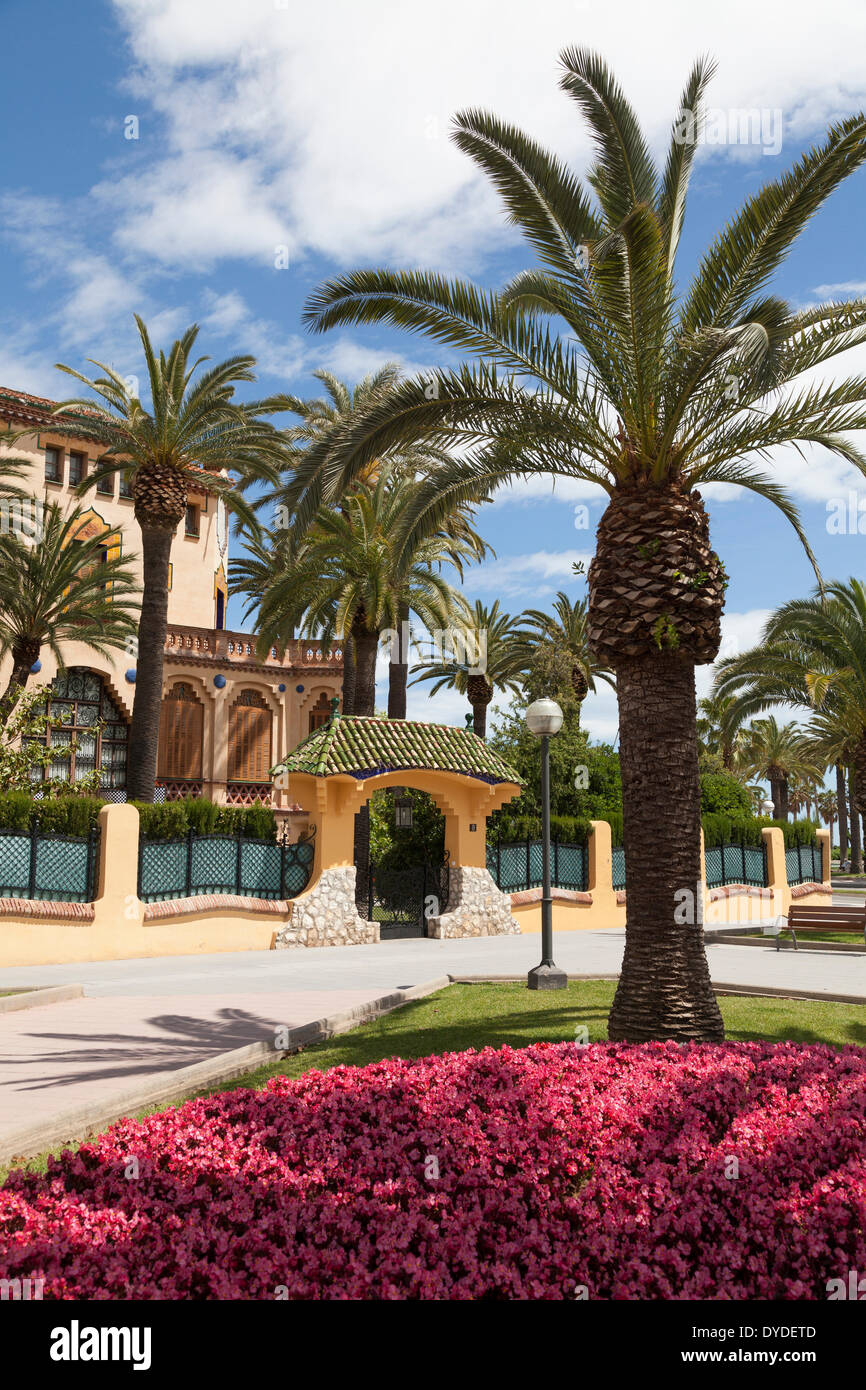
left=487, top=839, right=587, bottom=893
left=612, top=846, right=626, bottom=891
left=705, top=842, right=768, bottom=889
left=0, top=828, right=98, bottom=902
left=138, top=840, right=187, bottom=901
left=785, top=843, right=823, bottom=886
left=137, top=832, right=315, bottom=902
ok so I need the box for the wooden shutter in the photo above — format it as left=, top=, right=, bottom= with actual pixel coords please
left=158, top=684, right=203, bottom=779
left=229, top=691, right=271, bottom=781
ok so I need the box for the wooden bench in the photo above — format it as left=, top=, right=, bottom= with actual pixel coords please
left=769, top=902, right=866, bottom=950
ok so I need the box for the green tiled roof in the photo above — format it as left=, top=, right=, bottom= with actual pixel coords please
left=273, top=715, right=522, bottom=785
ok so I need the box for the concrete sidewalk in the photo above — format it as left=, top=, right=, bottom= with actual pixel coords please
left=0, top=929, right=863, bottom=1159
left=0, top=928, right=863, bottom=1001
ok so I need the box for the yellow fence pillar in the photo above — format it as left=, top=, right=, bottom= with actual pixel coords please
left=587, top=820, right=618, bottom=918
left=761, top=826, right=789, bottom=918
left=817, top=828, right=831, bottom=886
left=91, top=803, right=144, bottom=929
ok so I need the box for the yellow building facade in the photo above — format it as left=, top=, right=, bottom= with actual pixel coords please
left=0, top=387, right=342, bottom=825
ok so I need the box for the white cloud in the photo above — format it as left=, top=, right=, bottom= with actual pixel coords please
left=105, top=0, right=866, bottom=275
left=468, top=549, right=593, bottom=599
left=811, top=281, right=866, bottom=297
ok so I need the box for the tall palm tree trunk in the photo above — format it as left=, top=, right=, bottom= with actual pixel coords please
left=350, top=621, right=378, bottom=906
left=352, top=626, right=378, bottom=716
left=387, top=603, right=409, bottom=719
left=607, top=655, right=724, bottom=1042
left=836, top=763, right=849, bottom=864
left=849, top=767, right=862, bottom=873
left=470, top=699, right=490, bottom=740
left=780, top=778, right=790, bottom=821
left=341, top=635, right=356, bottom=716
left=127, top=526, right=173, bottom=802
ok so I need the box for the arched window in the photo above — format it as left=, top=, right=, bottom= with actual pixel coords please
left=29, top=668, right=128, bottom=790
left=308, top=691, right=332, bottom=734
left=228, top=689, right=271, bottom=782
left=158, top=682, right=203, bottom=780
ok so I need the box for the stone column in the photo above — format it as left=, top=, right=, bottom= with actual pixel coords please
left=427, top=865, right=520, bottom=938
left=274, top=867, right=379, bottom=949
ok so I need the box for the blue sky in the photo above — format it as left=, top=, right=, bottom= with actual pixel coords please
left=2, top=0, right=866, bottom=738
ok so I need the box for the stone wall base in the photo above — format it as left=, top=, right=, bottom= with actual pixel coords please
left=428, top=865, right=521, bottom=939
left=275, top=867, right=379, bottom=949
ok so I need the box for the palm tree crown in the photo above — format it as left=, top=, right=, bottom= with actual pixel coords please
left=410, top=599, right=531, bottom=739
left=0, top=501, right=140, bottom=720
left=522, top=592, right=614, bottom=704
left=53, top=316, right=285, bottom=799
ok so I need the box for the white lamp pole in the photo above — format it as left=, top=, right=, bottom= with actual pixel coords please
left=525, top=698, right=567, bottom=991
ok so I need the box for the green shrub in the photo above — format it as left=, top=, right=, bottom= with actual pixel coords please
left=598, top=811, right=624, bottom=847
left=0, top=791, right=38, bottom=831
left=131, top=801, right=188, bottom=839
left=699, top=771, right=752, bottom=817
left=237, top=803, right=277, bottom=841
left=0, top=791, right=105, bottom=834
left=701, top=813, right=818, bottom=849
left=184, top=797, right=221, bottom=835
left=37, top=795, right=104, bottom=836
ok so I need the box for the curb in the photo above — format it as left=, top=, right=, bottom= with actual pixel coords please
left=448, top=974, right=866, bottom=1007
left=712, top=981, right=866, bottom=1005
left=448, top=973, right=620, bottom=983
left=711, top=933, right=865, bottom=954
left=0, top=983, right=84, bottom=1014
left=0, top=975, right=451, bottom=1167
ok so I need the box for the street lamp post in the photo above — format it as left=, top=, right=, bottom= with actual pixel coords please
left=525, top=698, right=567, bottom=991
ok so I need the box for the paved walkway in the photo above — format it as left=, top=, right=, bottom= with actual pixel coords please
left=0, top=927, right=863, bottom=1152
left=0, top=988, right=384, bottom=1142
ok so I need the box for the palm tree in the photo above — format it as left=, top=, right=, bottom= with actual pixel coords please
left=0, top=501, right=139, bottom=722
left=738, top=717, right=821, bottom=820
left=715, top=581, right=866, bottom=821
left=697, top=693, right=747, bottom=772
left=293, top=49, right=866, bottom=1039
left=246, top=467, right=473, bottom=716
left=268, top=367, right=490, bottom=716
left=522, top=592, right=615, bottom=711
left=53, top=317, right=284, bottom=800
left=816, top=790, right=839, bottom=848
left=410, top=599, right=530, bottom=739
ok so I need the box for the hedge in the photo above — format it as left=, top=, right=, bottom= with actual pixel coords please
left=701, top=813, right=818, bottom=850
left=489, top=809, right=817, bottom=852
left=0, top=793, right=277, bottom=841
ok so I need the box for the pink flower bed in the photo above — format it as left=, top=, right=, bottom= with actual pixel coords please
left=2, top=1041, right=865, bottom=1299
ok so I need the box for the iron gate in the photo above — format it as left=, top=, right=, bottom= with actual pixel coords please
left=360, top=853, right=450, bottom=939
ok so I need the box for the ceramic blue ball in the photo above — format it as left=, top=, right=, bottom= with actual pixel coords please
left=213, top=674, right=227, bottom=689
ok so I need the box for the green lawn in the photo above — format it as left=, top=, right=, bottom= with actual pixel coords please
left=745, top=931, right=866, bottom=945
left=4, top=981, right=865, bottom=1183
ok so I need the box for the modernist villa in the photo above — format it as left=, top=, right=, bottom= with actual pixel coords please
left=0, top=388, right=343, bottom=829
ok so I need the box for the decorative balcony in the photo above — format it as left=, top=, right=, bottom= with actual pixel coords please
left=164, top=625, right=343, bottom=670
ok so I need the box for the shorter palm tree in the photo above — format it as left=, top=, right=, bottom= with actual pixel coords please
left=0, top=501, right=140, bottom=721
left=816, top=789, right=839, bottom=847
left=522, top=592, right=614, bottom=709
left=697, top=693, right=749, bottom=772
left=246, top=468, right=472, bottom=716
left=738, top=717, right=821, bottom=820
left=55, top=316, right=284, bottom=799
left=410, top=599, right=530, bottom=739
